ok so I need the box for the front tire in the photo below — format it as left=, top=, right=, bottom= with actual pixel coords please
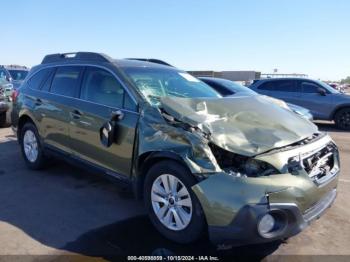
left=144, top=160, right=206, bottom=243
left=334, top=108, right=350, bottom=130
left=20, top=122, right=47, bottom=170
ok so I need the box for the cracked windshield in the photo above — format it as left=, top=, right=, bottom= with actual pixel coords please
left=124, top=67, right=221, bottom=106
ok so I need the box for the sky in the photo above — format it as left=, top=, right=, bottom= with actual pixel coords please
left=1, top=0, right=349, bottom=81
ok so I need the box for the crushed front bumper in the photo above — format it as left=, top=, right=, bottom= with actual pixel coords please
left=192, top=170, right=339, bottom=246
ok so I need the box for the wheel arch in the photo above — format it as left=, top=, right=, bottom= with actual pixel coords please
left=17, top=114, right=36, bottom=142
left=331, top=104, right=350, bottom=120
left=133, top=151, right=193, bottom=199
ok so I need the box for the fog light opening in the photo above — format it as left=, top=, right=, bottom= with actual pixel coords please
left=258, top=214, right=275, bottom=235
left=257, top=211, right=287, bottom=238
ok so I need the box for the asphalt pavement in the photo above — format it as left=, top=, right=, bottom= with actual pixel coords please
left=0, top=122, right=349, bottom=261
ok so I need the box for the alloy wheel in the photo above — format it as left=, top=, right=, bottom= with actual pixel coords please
left=338, top=110, right=350, bottom=129
left=151, top=174, right=193, bottom=231
left=23, top=130, right=39, bottom=163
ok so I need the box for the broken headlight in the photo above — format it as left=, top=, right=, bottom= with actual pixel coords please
left=209, top=143, right=279, bottom=177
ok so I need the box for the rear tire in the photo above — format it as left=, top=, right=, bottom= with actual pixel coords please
left=20, top=122, right=47, bottom=170
left=334, top=108, right=350, bottom=130
left=0, top=111, right=11, bottom=127
left=144, top=160, right=206, bottom=244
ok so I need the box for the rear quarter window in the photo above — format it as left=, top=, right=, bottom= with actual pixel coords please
left=258, top=80, right=299, bottom=92
left=26, top=68, right=53, bottom=90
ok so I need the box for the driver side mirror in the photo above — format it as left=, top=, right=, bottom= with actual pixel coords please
left=100, top=121, right=115, bottom=148
left=317, top=88, right=326, bottom=96
left=99, top=110, right=124, bottom=148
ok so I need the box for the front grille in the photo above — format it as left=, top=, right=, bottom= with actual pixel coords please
left=288, top=143, right=339, bottom=185
left=0, top=87, right=4, bottom=97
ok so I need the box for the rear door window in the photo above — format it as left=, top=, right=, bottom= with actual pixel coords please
left=257, top=82, right=275, bottom=91
left=273, top=80, right=299, bottom=92
left=50, top=66, right=83, bottom=97
left=259, top=80, right=300, bottom=92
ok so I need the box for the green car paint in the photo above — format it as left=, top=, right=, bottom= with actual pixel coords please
left=12, top=54, right=339, bottom=245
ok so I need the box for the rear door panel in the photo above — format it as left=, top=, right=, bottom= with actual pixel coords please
left=40, top=66, right=84, bottom=153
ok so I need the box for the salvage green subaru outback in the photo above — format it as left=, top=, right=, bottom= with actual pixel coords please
left=12, top=52, right=339, bottom=246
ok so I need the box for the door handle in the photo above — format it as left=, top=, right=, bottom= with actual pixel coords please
left=35, top=98, right=42, bottom=106
left=71, top=109, right=82, bottom=119
left=111, top=110, right=124, bottom=121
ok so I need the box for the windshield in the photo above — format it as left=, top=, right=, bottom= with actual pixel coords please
left=208, top=78, right=256, bottom=96
left=8, top=70, right=28, bottom=81
left=315, top=80, right=340, bottom=94
left=124, top=67, right=221, bottom=106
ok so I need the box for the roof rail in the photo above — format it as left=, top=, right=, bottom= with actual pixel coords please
left=41, top=52, right=113, bottom=64
left=5, top=65, right=29, bottom=70
left=126, top=58, right=173, bottom=67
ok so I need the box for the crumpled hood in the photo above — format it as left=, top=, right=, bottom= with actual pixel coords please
left=160, top=96, right=318, bottom=156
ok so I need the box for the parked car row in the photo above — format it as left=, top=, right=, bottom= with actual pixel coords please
left=11, top=52, right=340, bottom=247
left=0, top=65, right=29, bottom=127
left=249, top=78, right=350, bottom=130
left=0, top=65, right=29, bottom=89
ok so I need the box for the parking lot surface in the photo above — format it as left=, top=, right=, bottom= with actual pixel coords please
left=0, top=123, right=350, bottom=261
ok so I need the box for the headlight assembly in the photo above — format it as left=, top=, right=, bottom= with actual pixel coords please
left=209, top=143, right=279, bottom=177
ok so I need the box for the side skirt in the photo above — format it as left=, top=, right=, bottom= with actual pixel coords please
left=43, top=144, right=132, bottom=190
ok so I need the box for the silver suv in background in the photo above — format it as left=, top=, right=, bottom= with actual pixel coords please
left=0, top=65, right=29, bottom=89
left=199, top=77, right=313, bottom=121
left=250, top=78, right=350, bottom=130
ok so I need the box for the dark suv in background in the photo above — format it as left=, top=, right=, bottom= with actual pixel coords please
left=249, top=78, right=350, bottom=130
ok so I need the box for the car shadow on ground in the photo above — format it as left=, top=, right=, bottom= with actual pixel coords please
left=63, top=215, right=282, bottom=261
left=0, top=138, right=281, bottom=260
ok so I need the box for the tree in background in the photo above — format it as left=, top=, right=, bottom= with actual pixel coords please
left=341, top=76, right=350, bottom=84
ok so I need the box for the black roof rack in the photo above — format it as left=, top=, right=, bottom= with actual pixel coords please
left=126, top=58, right=173, bottom=67
left=41, top=52, right=113, bottom=64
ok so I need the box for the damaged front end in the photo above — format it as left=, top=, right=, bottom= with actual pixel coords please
left=192, top=132, right=339, bottom=246
left=137, top=96, right=339, bottom=246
